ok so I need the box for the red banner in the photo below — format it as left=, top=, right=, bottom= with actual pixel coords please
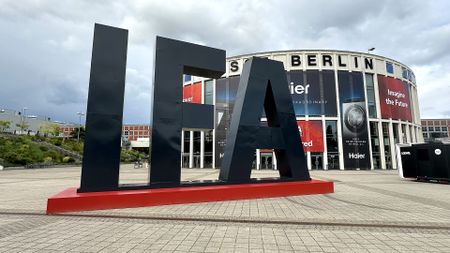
left=297, top=120, right=324, bottom=152
left=182, top=81, right=202, bottom=104
left=378, top=76, right=412, bottom=121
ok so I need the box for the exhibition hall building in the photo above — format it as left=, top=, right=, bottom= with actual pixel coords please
left=181, top=50, right=422, bottom=171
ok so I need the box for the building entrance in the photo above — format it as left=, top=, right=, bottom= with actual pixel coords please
left=260, top=152, right=274, bottom=170
left=311, top=153, right=323, bottom=170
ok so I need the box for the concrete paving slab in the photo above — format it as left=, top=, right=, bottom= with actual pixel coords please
left=0, top=165, right=449, bottom=252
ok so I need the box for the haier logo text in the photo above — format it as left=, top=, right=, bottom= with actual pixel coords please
left=348, top=153, right=365, bottom=159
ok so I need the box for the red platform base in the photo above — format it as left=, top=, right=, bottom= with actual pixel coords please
left=46, top=180, right=334, bottom=214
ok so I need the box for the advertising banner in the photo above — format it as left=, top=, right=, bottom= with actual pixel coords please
left=338, top=71, right=371, bottom=169
left=182, top=81, right=202, bottom=104
left=377, top=76, right=412, bottom=121
left=214, top=71, right=337, bottom=168
left=288, top=70, right=337, bottom=116
left=297, top=121, right=324, bottom=152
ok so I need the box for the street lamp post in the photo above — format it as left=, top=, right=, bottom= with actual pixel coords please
left=22, top=107, right=28, bottom=135
left=367, top=47, right=375, bottom=54
left=77, top=112, right=85, bottom=142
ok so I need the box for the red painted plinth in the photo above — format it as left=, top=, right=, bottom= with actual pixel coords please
left=46, top=180, right=334, bottom=214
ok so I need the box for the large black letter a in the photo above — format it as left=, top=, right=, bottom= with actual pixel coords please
left=219, top=57, right=310, bottom=183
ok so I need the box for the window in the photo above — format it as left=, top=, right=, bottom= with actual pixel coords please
left=183, top=75, right=191, bottom=82
left=402, top=68, right=408, bottom=79
left=431, top=132, right=448, bottom=138
left=183, top=131, right=190, bottom=153
left=370, top=122, right=381, bottom=169
left=325, top=121, right=338, bottom=153
left=204, top=79, right=214, bottom=105
left=365, top=74, right=377, bottom=118
left=326, top=120, right=339, bottom=170
left=392, top=123, right=399, bottom=144
left=386, top=62, right=394, bottom=74
left=204, top=130, right=213, bottom=168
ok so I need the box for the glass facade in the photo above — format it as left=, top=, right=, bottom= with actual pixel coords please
left=182, top=131, right=190, bottom=168
left=204, top=79, right=214, bottom=105
left=204, top=130, right=213, bottom=168
left=365, top=74, right=377, bottom=118
left=326, top=120, right=339, bottom=170
left=370, top=122, right=381, bottom=169
left=180, top=50, right=420, bottom=171
left=382, top=123, right=392, bottom=169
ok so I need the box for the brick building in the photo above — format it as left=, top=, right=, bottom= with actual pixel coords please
left=60, top=124, right=151, bottom=141
left=421, top=119, right=450, bottom=141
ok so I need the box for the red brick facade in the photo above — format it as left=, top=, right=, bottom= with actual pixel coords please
left=60, top=124, right=151, bottom=141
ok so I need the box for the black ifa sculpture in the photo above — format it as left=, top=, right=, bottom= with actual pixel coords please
left=78, top=23, right=309, bottom=193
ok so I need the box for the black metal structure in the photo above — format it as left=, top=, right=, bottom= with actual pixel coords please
left=400, top=143, right=450, bottom=182
left=219, top=57, right=310, bottom=183
left=78, top=24, right=309, bottom=193
left=149, top=37, right=225, bottom=188
left=79, top=24, right=128, bottom=192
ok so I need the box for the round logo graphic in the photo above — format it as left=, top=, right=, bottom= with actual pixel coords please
left=435, top=149, right=442, bottom=156
left=344, top=104, right=366, bottom=133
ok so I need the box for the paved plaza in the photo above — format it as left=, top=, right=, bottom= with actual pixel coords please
left=0, top=165, right=449, bottom=252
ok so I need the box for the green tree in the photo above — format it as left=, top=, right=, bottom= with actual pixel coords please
left=70, top=127, right=85, bottom=140
left=0, top=120, right=11, bottom=133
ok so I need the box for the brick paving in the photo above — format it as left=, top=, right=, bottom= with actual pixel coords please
left=0, top=165, right=449, bottom=252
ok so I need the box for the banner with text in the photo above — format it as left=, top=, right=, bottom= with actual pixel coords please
left=182, top=81, right=202, bottom=104
left=297, top=120, right=324, bottom=152
left=338, top=71, right=371, bottom=170
left=288, top=70, right=337, bottom=116
left=377, top=76, right=412, bottom=121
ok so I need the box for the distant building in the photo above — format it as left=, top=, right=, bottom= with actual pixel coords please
left=61, top=124, right=151, bottom=140
left=0, top=108, right=152, bottom=148
left=421, top=119, right=450, bottom=141
left=60, top=125, right=77, bottom=137
left=122, top=124, right=151, bottom=141
left=0, top=108, right=56, bottom=135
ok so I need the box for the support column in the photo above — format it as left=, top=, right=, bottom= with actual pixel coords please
left=367, top=121, right=374, bottom=170
left=272, top=151, right=277, bottom=170
left=189, top=130, right=194, bottom=169
left=406, top=124, right=411, bottom=143
left=181, top=131, right=184, bottom=168
left=389, top=121, right=397, bottom=169
left=200, top=131, right=205, bottom=168
left=337, top=120, right=345, bottom=170
left=322, top=116, right=328, bottom=170
left=307, top=151, right=311, bottom=171
left=378, top=121, right=386, bottom=170
left=398, top=122, right=404, bottom=144
left=256, top=149, right=261, bottom=170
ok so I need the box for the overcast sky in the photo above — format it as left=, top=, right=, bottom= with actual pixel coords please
left=0, top=0, right=449, bottom=124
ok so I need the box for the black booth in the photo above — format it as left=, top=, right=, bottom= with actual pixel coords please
left=399, top=143, right=450, bottom=182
